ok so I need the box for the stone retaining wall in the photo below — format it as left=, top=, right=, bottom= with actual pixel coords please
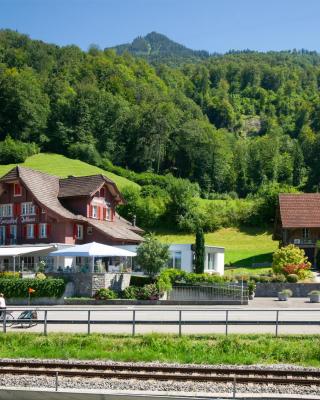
left=48, top=272, right=131, bottom=297
left=256, top=282, right=320, bottom=297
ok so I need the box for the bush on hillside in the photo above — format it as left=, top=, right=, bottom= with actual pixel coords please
left=68, top=143, right=102, bottom=166
left=94, top=288, right=117, bottom=300
left=0, top=136, right=39, bottom=164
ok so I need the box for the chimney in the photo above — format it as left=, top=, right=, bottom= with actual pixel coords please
left=132, top=215, right=136, bottom=227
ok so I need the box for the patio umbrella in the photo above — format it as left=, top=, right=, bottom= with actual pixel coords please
left=49, top=242, right=136, bottom=257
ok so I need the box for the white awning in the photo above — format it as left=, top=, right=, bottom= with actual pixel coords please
left=0, top=246, right=54, bottom=257
left=49, top=242, right=136, bottom=257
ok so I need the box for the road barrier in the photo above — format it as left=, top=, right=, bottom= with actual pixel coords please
left=2, top=307, right=320, bottom=336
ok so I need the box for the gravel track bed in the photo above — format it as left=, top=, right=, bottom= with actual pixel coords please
left=1, top=374, right=320, bottom=395
left=1, top=359, right=320, bottom=395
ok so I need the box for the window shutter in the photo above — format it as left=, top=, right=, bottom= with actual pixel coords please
left=89, top=205, right=93, bottom=218
left=36, top=206, right=40, bottom=216
left=15, top=203, right=21, bottom=216
left=23, top=225, right=27, bottom=238
left=35, top=224, right=39, bottom=238
left=47, top=224, right=51, bottom=237
left=103, top=207, right=107, bottom=220
left=73, top=223, right=77, bottom=239
left=6, top=225, right=10, bottom=239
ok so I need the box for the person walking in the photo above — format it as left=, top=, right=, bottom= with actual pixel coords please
left=0, top=293, right=6, bottom=318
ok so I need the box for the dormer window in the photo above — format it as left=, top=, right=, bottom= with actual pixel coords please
left=14, top=183, right=22, bottom=196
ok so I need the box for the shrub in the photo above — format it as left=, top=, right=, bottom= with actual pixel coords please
left=156, top=272, right=172, bottom=293
left=0, top=136, right=39, bottom=163
left=139, top=284, right=161, bottom=300
left=94, top=288, right=117, bottom=300
left=121, top=286, right=139, bottom=300
left=308, top=290, right=320, bottom=296
left=130, top=275, right=154, bottom=287
left=0, top=272, right=20, bottom=279
left=270, top=274, right=286, bottom=283
left=68, top=143, right=102, bottom=166
left=272, top=245, right=310, bottom=274
left=279, top=289, right=293, bottom=297
left=0, top=278, right=65, bottom=298
left=282, top=263, right=310, bottom=279
left=35, top=272, right=46, bottom=280
left=286, top=274, right=299, bottom=283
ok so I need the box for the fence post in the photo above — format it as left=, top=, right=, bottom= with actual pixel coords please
left=232, top=377, right=236, bottom=398
left=275, top=310, right=279, bottom=337
left=87, top=310, right=91, bottom=335
left=132, top=310, right=136, bottom=336
left=2, top=311, right=6, bottom=333
left=44, top=310, right=47, bottom=336
left=225, top=310, right=229, bottom=336
left=178, top=310, right=182, bottom=337
left=55, top=371, right=59, bottom=392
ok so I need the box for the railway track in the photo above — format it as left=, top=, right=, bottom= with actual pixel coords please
left=0, top=360, right=319, bottom=386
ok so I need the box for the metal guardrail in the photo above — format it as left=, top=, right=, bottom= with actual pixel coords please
left=2, top=308, right=320, bottom=337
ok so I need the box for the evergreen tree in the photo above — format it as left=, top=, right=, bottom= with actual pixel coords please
left=194, top=227, right=205, bottom=273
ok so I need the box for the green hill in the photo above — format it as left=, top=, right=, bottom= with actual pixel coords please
left=0, top=153, right=139, bottom=190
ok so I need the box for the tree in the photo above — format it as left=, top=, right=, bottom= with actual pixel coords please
left=136, top=234, right=170, bottom=277
left=194, top=227, right=205, bottom=273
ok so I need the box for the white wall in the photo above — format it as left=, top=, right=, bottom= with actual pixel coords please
left=118, top=243, right=225, bottom=275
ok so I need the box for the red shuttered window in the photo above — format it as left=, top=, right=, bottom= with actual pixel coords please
left=34, top=224, right=39, bottom=238
left=13, top=183, right=22, bottom=196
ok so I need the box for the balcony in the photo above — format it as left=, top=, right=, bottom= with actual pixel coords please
left=289, top=238, right=316, bottom=246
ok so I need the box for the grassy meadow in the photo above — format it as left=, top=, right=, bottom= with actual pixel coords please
left=0, top=153, right=139, bottom=191
left=0, top=333, right=319, bottom=366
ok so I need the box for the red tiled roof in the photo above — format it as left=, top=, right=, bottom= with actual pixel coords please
left=279, top=193, right=320, bottom=228
left=0, top=166, right=143, bottom=242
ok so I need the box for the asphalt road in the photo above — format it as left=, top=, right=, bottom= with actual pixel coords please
left=3, top=299, right=320, bottom=335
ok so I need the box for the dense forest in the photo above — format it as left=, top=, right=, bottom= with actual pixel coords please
left=0, top=29, right=320, bottom=205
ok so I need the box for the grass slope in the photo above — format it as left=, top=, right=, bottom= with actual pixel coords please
left=0, top=333, right=319, bottom=366
left=156, top=226, right=278, bottom=270
left=0, top=153, right=139, bottom=191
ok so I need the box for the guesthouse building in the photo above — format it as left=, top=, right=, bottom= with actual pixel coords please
left=0, top=166, right=143, bottom=272
left=274, top=193, right=320, bottom=265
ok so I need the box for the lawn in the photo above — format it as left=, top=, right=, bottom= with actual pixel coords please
left=156, top=226, right=278, bottom=270
left=0, top=153, right=139, bottom=191
left=0, top=333, right=320, bottom=366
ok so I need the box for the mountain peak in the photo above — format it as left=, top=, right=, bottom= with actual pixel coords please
left=107, top=32, right=209, bottom=64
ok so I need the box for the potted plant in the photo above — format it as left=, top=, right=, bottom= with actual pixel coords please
left=308, top=290, right=320, bottom=303
left=248, top=281, right=256, bottom=300
left=278, top=289, right=293, bottom=301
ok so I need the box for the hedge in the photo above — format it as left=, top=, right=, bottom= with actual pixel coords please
left=130, top=275, right=155, bottom=287
left=0, top=278, right=65, bottom=298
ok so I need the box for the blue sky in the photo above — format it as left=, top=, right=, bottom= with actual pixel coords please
left=1, top=0, right=320, bottom=53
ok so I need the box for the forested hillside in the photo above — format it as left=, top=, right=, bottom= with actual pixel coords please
left=0, top=29, right=320, bottom=201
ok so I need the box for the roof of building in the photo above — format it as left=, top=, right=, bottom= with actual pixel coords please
left=0, top=166, right=143, bottom=242
left=279, top=193, right=320, bottom=228
left=59, top=175, right=124, bottom=203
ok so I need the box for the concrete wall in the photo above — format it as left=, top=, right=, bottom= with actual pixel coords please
left=255, top=282, right=320, bottom=297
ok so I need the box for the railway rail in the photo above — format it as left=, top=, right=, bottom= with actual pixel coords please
left=1, top=360, right=320, bottom=386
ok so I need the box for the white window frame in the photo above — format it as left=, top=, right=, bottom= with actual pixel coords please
left=92, top=205, right=98, bottom=219
left=13, top=183, right=22, bottom=197
left=106, top=206, right=111, bottom=221
left=76, top=224, right=83, bottom=240
left=39, top=223, right=47, bottom=239
left=22, top=202, right=36, bottom=216
left=302, top=228, right=310, bottom=239
left=27, top=224, right=34, bottom=239
left=0, top=204, right=13, bottom=217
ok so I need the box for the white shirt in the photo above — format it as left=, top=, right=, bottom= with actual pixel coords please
left=0, top=297, right=6, bottom=308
